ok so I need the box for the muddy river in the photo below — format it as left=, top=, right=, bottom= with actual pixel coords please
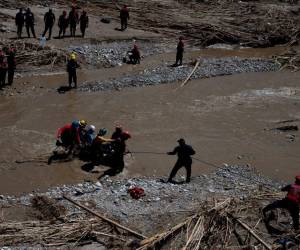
left=0, top=60, right=299, bottom=195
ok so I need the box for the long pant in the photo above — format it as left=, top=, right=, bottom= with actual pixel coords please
left=80, top=26, right=86, bottom=38
left=175, top=51, right=183, bottom=65
left=121, top=18, right=127, bottom=30
left=129, top=55, right=140, bottom=64
left=70, top=23, right=76, bottom=37
left=168, top=159, right=192, bottom=182
left=68, top=71, right=77, bottom=88
left=43, top=24, right=53, bottom=39
left=0, top=69, right=7, bottom=87
left=7, top=68, right=14, bottom=85
left=26, top=24, right=36, bottom=38
left=17, top=25, right=23, bottom=38
left=263, top=198, right=299, bottom=230
left=58, top=27, right=66, bottom=38
left=101, top=154, right=124, bottom=177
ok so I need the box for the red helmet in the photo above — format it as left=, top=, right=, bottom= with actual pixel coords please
left=296, top=175, right=300, bottom=182
left=121, top=131, right=131, bottom=140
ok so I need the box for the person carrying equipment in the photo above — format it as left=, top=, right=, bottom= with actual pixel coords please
left=67, top=52, right=79, bottom=88
left=25, top=8, right=36, bottom=38
left=58, top=11, right=68, bottom=38
left=263, top=175, right=300, bottom=230
left=15, top=8, right=25, bottom=39
left=79, top=11, right=89, bottom=38
left=56, top=121, right=81, bottom=154
left=167, top=138, right=195, bottom=183
left=43, top=9, right=56, bottom=40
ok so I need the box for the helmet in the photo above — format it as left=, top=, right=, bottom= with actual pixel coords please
left=79, top=120, right=87, bottom=128
left=71, top=120, right=80, bottom=129
left=121, top=131, right=131, bottom=140
left=98, top=128, right=107, bottom=136
left=87, top=125, right=96, bottom=134
left=177, top=138, right=185, bottom=143
left=296, top=175, right=300, bottom=182
left=70, top=53, right=76, bottom=60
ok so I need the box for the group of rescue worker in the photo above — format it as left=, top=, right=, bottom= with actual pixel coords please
left=0, top=47, right=16, bottom=88
left=15, top=6, right=89, bottom=40
left=56, top=120, right=131, bottom=177
left=14, top=4, right=131, bottom=40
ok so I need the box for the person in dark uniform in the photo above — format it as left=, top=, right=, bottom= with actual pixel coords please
left=99, top=131, right=131, bottom=178
left=7, top=47, right=16, bottom=85
left=129, top=44, right=141, bottom=64
left=120, top=5, right=129, bottom=31
left=174, top=36, right=184, bottom=66
left=69, top=6, right=79, bottom=37
left=58, top=11, right=68, bottom=38
left=15, top=8, right=24, bottom=39
left=263, top=175, right=300, bottom=230
left=67, top=53, right=79, bottom=88
left=79, top=11, right=89, bottom=38
left=167, top=138, right=195, bottom=183
left=43, top=9, right=55, bottom=40
left=0, top=50, right=8, bottom=88
left=25, top=8, right=36, bottom=38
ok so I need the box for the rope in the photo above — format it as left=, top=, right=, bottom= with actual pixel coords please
left=129, top=151, right=219, bottom=169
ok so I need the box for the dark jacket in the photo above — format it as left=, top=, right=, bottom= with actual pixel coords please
left=67, top=59, right=79, bottom=73
left=177, top=40, right=184, bottom=53
left=120, top=7, right=129, bottom=20
left=79, top=14, right=89, bottom=28
left=44, top=11, right=55, bottom=25
left=282, top=184, right=300, bottom=204
left=7, top=54, right=16, bottom=69
left=168, top=144, right=195, bottom=161
left=58, top=15, right=68, bottom=28
left=25, top=11, right=34, bottom=25
left=69, top=10, right=79, bottom=24
left=15, top=12, right=24, bottom=26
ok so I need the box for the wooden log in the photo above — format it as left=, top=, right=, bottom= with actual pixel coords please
left=63, top=195, right=146, bottom=239
left=228, top=213, right=272, bottom=250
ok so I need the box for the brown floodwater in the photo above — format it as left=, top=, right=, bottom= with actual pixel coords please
left=0, top=47, right=300, bottom=195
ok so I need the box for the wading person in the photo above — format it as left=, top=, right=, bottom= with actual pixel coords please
left=69, top=6, right=79, bottom=37
left=58, top=11, right=68, bottom=38
left=25, top=8, right=36, bottom=38
left=79, top=11, right=89, bottom=38
left=43, top=9, right=56, bottom=40
left=167, top=138, right=195, bottom=183
left=7, top=47, right=16, bottom=85
left=67, top=53, right=79, bottom=88
left=15, top=8, right=24, bottom=39
left=174, top=36, right=184, bottom=66
left=56, top=121, right=81, bottom=154
left=120, top=4, right=129, bottom=31
left=263, top=175, right=300, bottom=231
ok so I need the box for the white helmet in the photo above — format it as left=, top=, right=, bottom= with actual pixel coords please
left=87, top=125, right=96, bottom=133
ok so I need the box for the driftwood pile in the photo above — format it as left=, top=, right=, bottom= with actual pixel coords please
left=1, top=191, right=300, bottom=249
left=274, top=47, right=300, bottom=71
left=0, top=39, right=66, bottom=68
left=138, top=191, right=300, bottom=250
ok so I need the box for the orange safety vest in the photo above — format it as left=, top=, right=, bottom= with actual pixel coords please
left=287, top=184, right=300, bottom=204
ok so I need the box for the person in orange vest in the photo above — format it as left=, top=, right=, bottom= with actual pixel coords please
left=263, top=175, right=300, bottom=230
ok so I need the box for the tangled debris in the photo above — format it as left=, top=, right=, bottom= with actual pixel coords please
left=0, top=39, right=66, bottom=68
left=274, top=47, right=300, bottom=71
